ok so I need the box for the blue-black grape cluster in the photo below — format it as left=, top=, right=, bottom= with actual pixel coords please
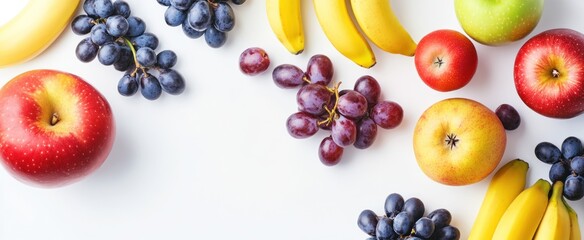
left=358, top=193, right=460, bottom=240
left=157, top=0, right=245, bottom=48
left=535, top=136, right=584, bottom=200
left=72, top=0, right=186, bottom=100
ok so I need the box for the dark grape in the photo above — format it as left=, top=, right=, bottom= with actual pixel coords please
left=432, top=225, right=460, bottom=240
left=165, top=6, right=187, bottom=27
left=272, top=64, right=305, bottom=89
left=354, top=117, right=377, bottom=149
left=535, top=142, right=562, bottom=164
left=239, top=47, right=270, bottom=76
left=214, top=2, right=235, bottom=32
left=113, top=0, right=131, bottom=18
left=357, top=209, right=378, bottom=237
left=90, top=24, right=113, bottom=46
left=118, top=74, right=139, bottom=96
left=495, top=104, right=521, bottom=130
left=354, top=75, right=381, bottom=106
left=571, top=156, right=584, bottom=176
left=75, top=38, right=99, bottom=62
left=306, top=54, right=333, bottom=85
left=376, top=217, right=399, bottom=240
left=413, top=217, right=435, bottom=238
left=296, top=84, right=331, bottom=115
left=564, top=175, right=584, bottom=201
left=393, top=212, right=414, bottom=236
left=549, top=161, right=571, bottom=183
left=140, top=74, right=163, bottom=100
left=371, top=101, right=403, bottom=129
left=331, top=115, right=357, bottom=147
left=204, top=26, right=227, bottom=48
left=337, top=90, right=368, bottom=119
left=157, top=0, right=171, bottom=6
left=136, top=47, right=157, bottom=67
left=156, top=50, right=178, bottom=69
left=181, top=18, right=204, bottom=38
left=170, top=0, right=194, bottom=11
left=71, top=15, right=95, bottom=35
left=319, top=136, right=343, bottom=166
left=562, top=136, right=583, bottom=160
left=93, top=0, right=115, bottom=18
left=286, top=112, right=319, bottom=139
left=97, top=42, right=120, bottom=65
left=113, top=45, right=133, bottom=71
left=188, top=0, right=213, bottom=31
left=159, top=69, right=186, bottom=95
left=106, top=15, right=129, bottom=37
left=84, top=0, right=98, bottom=17
left=427, top=208, right=452, bottom=229
left=231, top=0, right=245, bottom=5
left=403, top=197, right=425, bottom=221
left=384, top=193, right=404, bottom=218
left=126, top=16, right=146, bottom=37
left=132, top=33, right=159, bottom=49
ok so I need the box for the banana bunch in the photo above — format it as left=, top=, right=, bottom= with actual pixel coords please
left=0, top=0, right=80, bottom=67
left=266, top=0, right=416, bottom=68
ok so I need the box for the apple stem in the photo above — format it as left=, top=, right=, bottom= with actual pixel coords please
left=552, top=69, right=560, bottom=78
left=51, top=113, right=60, bottom=126
left=318, top=82, right=342, bottom=127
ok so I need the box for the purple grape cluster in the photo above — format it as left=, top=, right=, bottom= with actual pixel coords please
left=72, top=0, right=186, bottom=100
left=274, top=55, right=403, bottom=166
left=535, top=136, right=584, bottom=200
left=358, top=193, right=460, bottom=240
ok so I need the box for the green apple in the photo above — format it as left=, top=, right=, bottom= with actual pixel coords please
left=454, top=0, right=544, bottom=46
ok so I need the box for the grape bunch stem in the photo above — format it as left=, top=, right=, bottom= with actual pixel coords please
left=318, top=81, right=342, bottom=127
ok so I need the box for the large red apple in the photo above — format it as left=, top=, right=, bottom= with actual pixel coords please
left=514, top=28, right=584, bottom=118
left=414, top=29, right=478, bottom=92
left=0, top=69, right=115, bottom=187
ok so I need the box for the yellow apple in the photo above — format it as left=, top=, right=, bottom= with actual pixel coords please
left=413, top=98, right=506, bottom=186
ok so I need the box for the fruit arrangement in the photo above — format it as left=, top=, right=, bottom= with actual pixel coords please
left=358, top=193, right=460, bottom=239
left=156, top=0, right=245, bottom=48
left=71, top=0, right=186, bottom=100
left=535, top=136, right=584, bottom=200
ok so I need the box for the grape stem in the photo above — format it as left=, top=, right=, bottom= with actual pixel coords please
left=122, top=37, right=145, bottom=76
left=318, top=81, right=342, bottom=127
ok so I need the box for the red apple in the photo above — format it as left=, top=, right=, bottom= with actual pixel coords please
left=0, top=69, right=115, bottom=187
left=514, top=28, right=584, bottom=118
left=414, top=29, right=478, bottom=92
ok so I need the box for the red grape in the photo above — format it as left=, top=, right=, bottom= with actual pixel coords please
left=337, top=90, right=368, bottom=119
left=495, top=104, right=520, bottom=130
left=239, top=47, right=270, bottom=76
left=306, top=54, right=333, bottom=85
left=296, top=83, right=332, bottom=115
left=286, top=112, right=319, bottom=139
left=354, top=117, right=378, bottom=149
left=371, top=101, right=403, bottom=129
left=331, top=115, right=357, bottom=147
left=272, top=64, right=305, bottom=89
left=319, top=136, right=343, bottom=166
left=354, top=75, right=381, bottom=105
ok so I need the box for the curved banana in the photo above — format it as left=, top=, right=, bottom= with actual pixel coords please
left=468, top=159, right=529, bottom=240
left=266, top=0, right=304, bottom=55
left=492, top=179, right=551, bottom=239
left=534, top=181, right=571, bottom=240
left=350, top=0, right=417, bottom=56
left=312, top=0, right=376, bottom=68
left=0, top=0, right=80, bottom=67
left=564, top=198, right=582, bottom=240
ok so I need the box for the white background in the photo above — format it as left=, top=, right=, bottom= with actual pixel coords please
left=1, top=0, right=584, bottom=239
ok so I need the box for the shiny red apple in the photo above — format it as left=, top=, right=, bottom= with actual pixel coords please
left=0, top=69, right=115, bottom=187
left=514, top=28, right=584, bottom=118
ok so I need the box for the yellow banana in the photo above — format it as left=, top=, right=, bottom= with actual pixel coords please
left=534, top=181, right=571, bottom=240
left=266, top=0, right=304, bottom=55
left=564, top=198, right=582, bottom=240
left=468, top=159, right=529, bottom=240
left=0, top=0, right=80, bottom=67
left=312, top=0, right=376, bottom=68
left=492, top=179, right=551, bottom=240
left=349, top=0, right=417, bottom=56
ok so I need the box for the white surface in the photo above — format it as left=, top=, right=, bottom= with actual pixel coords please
left=1, top=1, right=584, bottom=239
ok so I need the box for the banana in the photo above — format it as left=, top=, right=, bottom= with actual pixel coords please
left=492, top=179, right=551, bottom=240
left=534, top=181, right=571, bottom=240
left=349, top=0, right=417, bottom=56
left=312, top=0, right=376, bottom=68
left=564, top=198, right=582, bottom=240
left=266, top=0, right=304, bottom=55
left=468, top=159, right=529, bottom=240
left=0, top=0, right=80, bottom=67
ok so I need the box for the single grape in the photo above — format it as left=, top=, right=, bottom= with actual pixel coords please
left=188, top=0, right=213, bottom=31
left=549, top=161, right=571, bottom=183
left=75, top=38, right=99, bottom=62
left=182, top=18, right=204, bottom=38
left=97, top=42, right=121, bottom=65
left=118, top=74, right=139, bottom=96
left=535, top=142, right=562, bottom=164
left=306, top=54, right=333, bottom=86
left=113, top=45, right=133, bottom=71
left=165, top=6, right=187, bottom=27
left=90, top=24, right=114, bottom=46
left=407, top=237, right=424, bottom=240
left=562, top=136, right=583, bottom=160
left=132, top=33, right=159, bottom=49
left=159, top=69, right=186, bottom=95
left=495, top=104, right=521, bottom=130
left=204, top=26, right=227, bottom=48
left=136, top=47, right=157, bottom=67
left=357, top=209, right=378, bottom=237
left=231, top=0, right=245, bottom=5
left=286, top=112, right=319, bottom=139
left=337, top=90, right=368, bottom=119
left=83, top=0, right=98, bottom=17
left=71, top=15, right=95, bottom=35
left=170, top=0, right=194, bottom=11
left=384, top=193, right=404, bottom=218
left=564, top=175, right=584, bottom=201
left=319, top=136, right=343, bottom=166
left=272, top=64, right=305, bottom=89
left=354, top=117, right=377, bottom=149
left=126, top=16, right=146, bottom=37
left=113, top=0, right=131, bottom=18
left=432, top=225, right=460, bottom=240
left=214, top=2, right=235, bottom=32
left=413, top=217, right=435, bottom=239
left=93, top=0, right=115, bottom=18
left=354, top=75, right=381, bottom=106
left=331, top=115, right=357, bottom=147
left=106, top=15, right=129, bottom=37
left=296, top=84, right=331, bottom=115
left=376, top=217, right=399, bottom=240
left=371, top=101, right=403, bottom=129
left=157, top=0, right=171, bottom=6
left=239, top=47, right=270, bottom=76
left=571, top=156, right=584, bottom=176
left=403, top=197, right=425, bottom=221
left=426, top=208, right=452, bottom=229
left=393, top=212, right=414, bottom=236
left=156, top=50, right=178, bottom=69
left=140, top=74, right=163, bottom=100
